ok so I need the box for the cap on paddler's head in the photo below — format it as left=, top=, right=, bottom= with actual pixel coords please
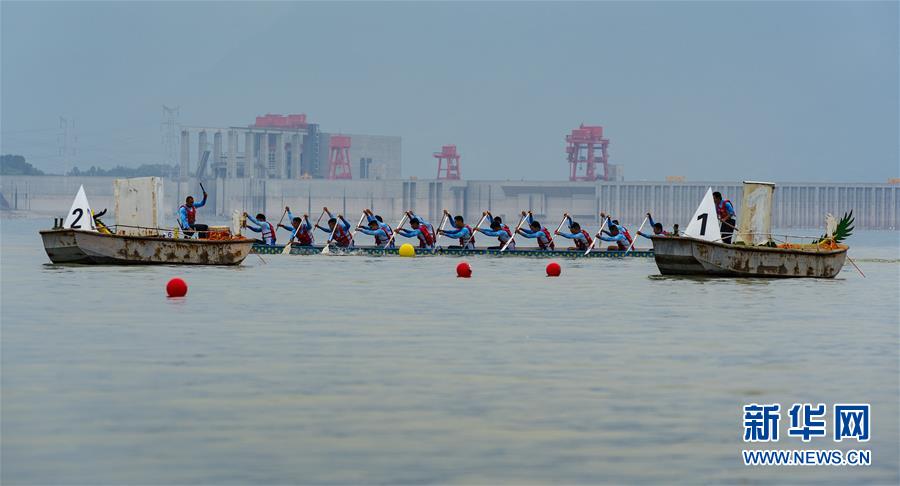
left=409, top=218, right=420, bottom=225
left=375, top=215, right=383, bottom=223
left=256, top=213, right=266, bottom=221
left=328, top=217, right=337, bottom=224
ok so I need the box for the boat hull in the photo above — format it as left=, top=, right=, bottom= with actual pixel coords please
left=649, top=236, right=847, bottom=278
left=253, top=243, right=654, bottom=258
left=40, top=229, right=254, bottom=265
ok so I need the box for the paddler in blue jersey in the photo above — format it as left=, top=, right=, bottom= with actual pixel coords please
left=396, top=214, right=435, bottom=249
left=243, top=212, right=277, bottom=246
left=517, top=211, right=555, bottom=250
left=439, top=211, right=476, bottom=249
left=279, top=206, right=315, bottom=246
left=555, top=213, right=593, bottom=251
left=356, top=215, right=391, bottom=247
left=476, top=212, right=514, bottom=250
left=600, top=212, right=634, bottom=246
left=178, top=189, right=208, bottom=237
left=315, top=207, right=353, bottom=247
left=637, top=212, right=670, bottom=239
left=598, top=224, right=629, bottom=250
left=363, top=209, right=394, bottom=247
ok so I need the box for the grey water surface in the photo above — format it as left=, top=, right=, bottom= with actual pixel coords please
left=2, top=218, right=898, bottom=484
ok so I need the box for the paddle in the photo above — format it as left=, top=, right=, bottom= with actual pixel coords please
left=624, top=216, right=649, bottom=255
left=584, top=217, right=610, bottom=256
left=554, top=214, right=568, bottom=235
left=432, top=211, right=450, bottom=247
left=348, top=212, right=367, bottom=246
left=501, top=212, right=528, bottom=252
left=383, top=213, right=408, bottom=249
left=282, top=209, right=324, bottom=255
left=462, top=212, right=488, bottom=249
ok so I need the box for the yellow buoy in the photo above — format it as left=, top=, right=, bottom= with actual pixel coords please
left=399, top=243, right=415, bottom=257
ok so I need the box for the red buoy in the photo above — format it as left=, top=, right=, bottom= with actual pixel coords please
left=456, top=261, right=472, bottom=278
left=166, top=278, right=188, bottom=297
left=546, top=262, right=561, bottom=277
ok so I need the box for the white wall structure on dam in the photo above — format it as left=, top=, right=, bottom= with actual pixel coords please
left=3, top=176, right=897, bottom=230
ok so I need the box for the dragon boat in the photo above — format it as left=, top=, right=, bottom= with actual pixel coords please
left=253, top=243, right=654, bottom=258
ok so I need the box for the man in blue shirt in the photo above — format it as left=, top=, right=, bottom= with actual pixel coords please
left=279, top=206, right=315, bottom=246
left=177, top=190, right=208, bottom=237
left=517, top=211, right=554, bottom=250
left=476, top=218, right=514, bottom=250
left=396, top=213, right=435, bottom=249
left=243, top=212, right=277, bottom=246
left=315, top=207, right=353, bottom=247
left=598, top=225, right=629, bottom=250
left=637, top=212, right=671, bottom=239
left=439, top=212, right=476, bottom=249
left=713, top=191, right=737, bottom=244
left=357, top=218, right=391, bottom=247
left=555, top=214, right=593, bottom=251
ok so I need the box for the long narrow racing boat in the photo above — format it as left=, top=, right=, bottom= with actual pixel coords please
left=253, top=243, right=654, bottom=258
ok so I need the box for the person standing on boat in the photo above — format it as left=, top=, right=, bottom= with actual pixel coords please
left=637, top=212, right=671, bottom=239
left=315, top=208, right=353, bottom=247
left=396, top=216, right=435, bottom=250
left=279, top=207, right=314, bottom=246
left=517, top=211, right=555, bottom=250
left=476, top=218, right=514, bottom=250
left=713, top=191, right=737, bottom=244
left=244, top=212, right=277, bottom=246
left=598, top=225, right=629, bottom=250
left=555, top=214, right=593, bottom=251
left=178, top=191, right=208, bottom=237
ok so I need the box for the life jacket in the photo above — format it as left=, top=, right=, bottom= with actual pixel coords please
left=498, top=225, right=512, bottom=244
left=615, top=238, right=628, bottom=251
left=717, top=199, right=734, bottom=220
left=417, top=224, right=434, bottom=248
left=261, top=222, right=276, bottom=245
left=295, top=226, right=313, bottom=245
left=460, top=225, right=475, bottom=247
left=623, top=228, right=633, bottom=244
left=537, top=227, right=555, bottom=250
left=180, top=204, right=196, bottom=226
left=574, top=229, right=593, bottom=251
left=333, top=225, right=352, bottom=247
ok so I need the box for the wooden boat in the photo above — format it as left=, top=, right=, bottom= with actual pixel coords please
left=40, top=228, right=254, bottom=265
left=649, top=235, right=847, bottom=278
left=252, top=243, right=655, bottom=258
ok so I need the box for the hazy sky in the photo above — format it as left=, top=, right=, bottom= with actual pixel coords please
left=1, top=1, right=897, bottom=182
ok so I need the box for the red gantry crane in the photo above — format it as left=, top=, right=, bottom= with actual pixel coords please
left=566, top=124, right=610, bottom=181
left=435, top=144, right=461, bottom=180
left=328, top=135, right=353, bottom=180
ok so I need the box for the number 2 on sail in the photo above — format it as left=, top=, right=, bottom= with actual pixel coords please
left=70, top=208, right=83, bottom=229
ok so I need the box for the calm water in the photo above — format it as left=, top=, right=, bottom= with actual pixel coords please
left=2, top=217, right=898, bottom=484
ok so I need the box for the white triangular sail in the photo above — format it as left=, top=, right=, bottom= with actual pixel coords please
left=63, top=185, right=97, bottom=231
left=684, top=188, right=721, bottom=242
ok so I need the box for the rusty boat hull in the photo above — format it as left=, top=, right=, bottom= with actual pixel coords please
left=39, top=229, right=254, bottom=265
left=648, top=236, right=847, bottom=278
